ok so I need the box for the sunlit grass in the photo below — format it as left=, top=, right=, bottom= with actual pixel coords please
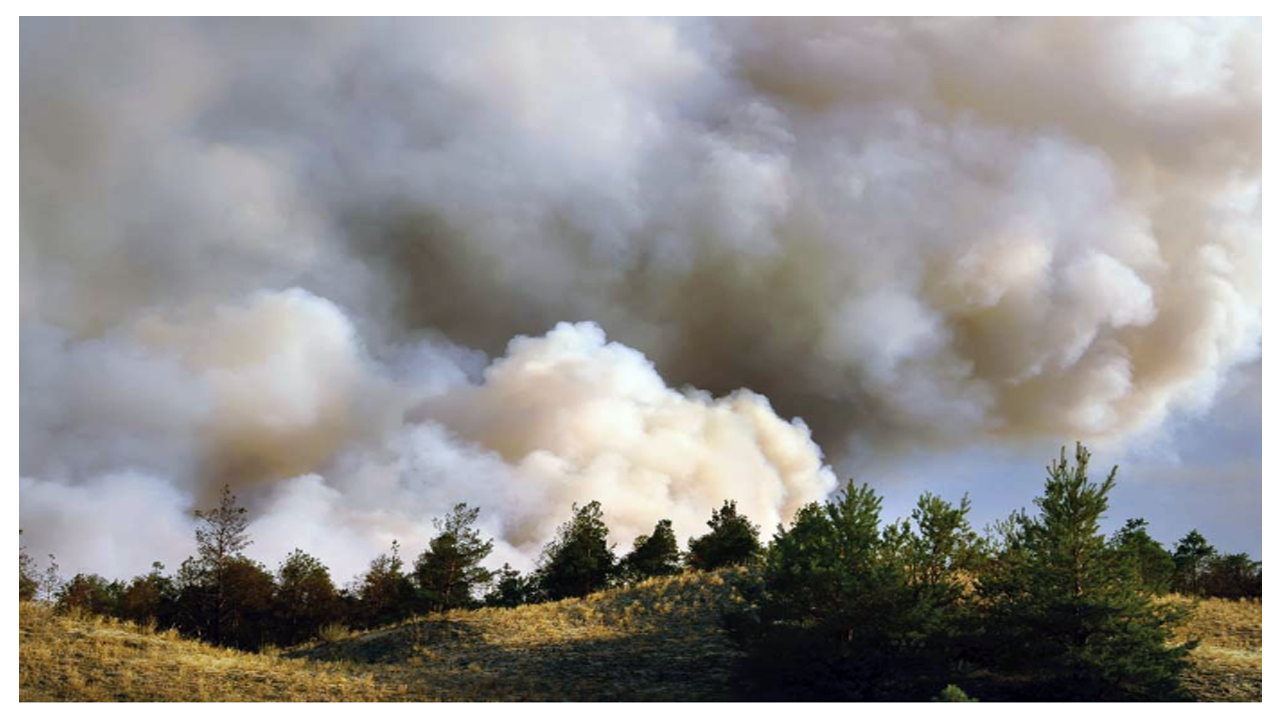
left=1165, top=595, right=1262, bottom=702
left=19, top=602, right=398, bottom=701
left=19, top=572, right=1259, bottom=702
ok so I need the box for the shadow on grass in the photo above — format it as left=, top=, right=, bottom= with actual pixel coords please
left=288, top=615, right=739, bottom=701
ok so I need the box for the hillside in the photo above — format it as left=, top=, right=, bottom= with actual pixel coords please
left=20, top=570, right=1260, bottom=702
left=19, top=602, right=393, bottom=701
left=292, top=568, right=751, bottom=701
left=1170, top=596, right=1263, bottom=702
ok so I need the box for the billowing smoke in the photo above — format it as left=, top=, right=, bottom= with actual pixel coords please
left=20, top=18, right=1260, bottom=580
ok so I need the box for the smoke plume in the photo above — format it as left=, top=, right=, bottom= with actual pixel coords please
left=20, top=18, right=1260, bottom=580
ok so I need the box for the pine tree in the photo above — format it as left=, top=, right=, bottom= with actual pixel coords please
left=1109, top=518, right=1175, bottom=594
left=730, top=481, right=976, bottom=700
left=38, top=553, right=62, bottom=603
left=536, top=501, right=616, bottom=600
left=1202, top=552, right=1261, bottom=599
left=275, top=549, right=342, bottom=645
left=621, top=519, right=682, bottom=582
left=352, top=540, right=415, bottom=628
left=413, top=503, right=495, bottom=612
left=902, top=492, right=980, bottom=598
left=484, top=563, right=535, bottom=608
left=979, top=443, right=1195, bottom=701
left=687, top=500, right=762, bottom=571
left=119, top=562, right=176, bottom=627
left=216, top=556, right=277, bottom=650
left=1172, top=529, right=1216, bottom=596
left=186, top=485, right=253, bottom=646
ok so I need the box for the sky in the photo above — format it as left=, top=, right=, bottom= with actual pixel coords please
left=877, top=358, right=1262, bottom=557
left=19, top=17, right=1261, bottom=582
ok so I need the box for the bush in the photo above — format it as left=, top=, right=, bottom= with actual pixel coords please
left=317, top=622, right=352, bottom=644
left=934, top=685, right=978, bottom=702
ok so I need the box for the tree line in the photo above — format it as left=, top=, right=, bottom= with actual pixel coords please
left=18, top=486, right=762, bottom=650
left=19, top=443, right=1261, bottom=700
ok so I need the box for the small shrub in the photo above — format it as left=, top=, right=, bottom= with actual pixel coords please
left=318, top=623, right=352, bottom=644
left=934, top=685, right=978, bottom=702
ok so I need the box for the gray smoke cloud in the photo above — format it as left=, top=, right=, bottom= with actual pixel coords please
left=20, top=18, right=1260, bottom=580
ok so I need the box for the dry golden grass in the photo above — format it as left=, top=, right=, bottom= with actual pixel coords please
left=294, top=568, right=751, bottom=701
left=19, top=602, right=404, bottom=702
left=1166, top=595, right=1262, bottom=702
left=20, top=574, right=1261, bottom=702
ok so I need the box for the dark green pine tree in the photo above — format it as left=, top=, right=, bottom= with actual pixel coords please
left=536, top=501, right=616, bottom=600
left=1201, top=552, right=1261, bottom=599
left=483, top=563, right=536, bottom=608
left=1109, top=518, right=1176, bottom=595
left=173, top=485, right=260, bottom=647
left=352, top=540, right=416, bottom=628
left=979, top=443, right=1196, bottom=701
left=119, top=561, right=176, bottom=628
left=1172, top=529, right=1216, bottom=596
left=687, top=500, right=762, bottom=571
left=729, top=481, right=975, bottom=700
left=413, top=503, right=495, bottom=612
left=274, top=549, right=342, bottom=646
left=621, top=519, right=682, bottom=583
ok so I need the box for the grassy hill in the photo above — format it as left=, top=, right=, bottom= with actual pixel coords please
left=20, top=570, right=1260, bottom=702
left=1169, top=595, right=1263, bottom=702
left=292, top=568, right=751, bottom=701
left=19, top=602, right=392, bottom=701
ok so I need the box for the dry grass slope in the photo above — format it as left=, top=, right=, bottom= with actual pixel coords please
left=20, top=572, right=1261, bottom=702
left=1170, top=596, right=1262, bottom=702
left=19, top=602, right=401, bottom=702
left=294, top=568, right=751, bottom=701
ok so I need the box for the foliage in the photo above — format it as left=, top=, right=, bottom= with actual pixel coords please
left=934, top=684, right=978, bottom=702
left=728, top=482, right=976, bottom=700
left=687, top=500, right=762, bottom=571
left=274, top=549, right=343, bottom=646
left=56, top=573, right=123, bottom=616
left=19, top=569, right=1261, bottom=702
left=350, top=540, right=416, bottom=629
left=175, top=555, right=276, bottom=650
left=317, top=622, right=353, bottom=644
left=1109, top=518, right=1175, bottom=595
left=1201, top=553, right=1261, bottom=600
left=977, top=443, right=1195, bottom=701
left=621, top=519, right=683, bottom=582
left=175, top=485, right=260, bottom=647
left=1172, top=530, right=1216, bottom=597
left=483, top=563, right=537, bottom=608
left=118, top=562, right=177, bottom=627
left=413, top=504, right=495, bottom=612
left=19, top=530, right=39, bottom=601
left=536, top=501, right=616, bottom=600
left=17, top=444, right=1261, bottom=701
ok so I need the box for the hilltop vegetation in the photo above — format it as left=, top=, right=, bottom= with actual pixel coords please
left=20, top=443, right=1262, bottom=701
left=19, top=572, right=1260, bottom=702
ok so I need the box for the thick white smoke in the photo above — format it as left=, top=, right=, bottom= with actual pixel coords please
left=20, top=18, right=1260, bottom=580
left=20, top=289, right=836, bottom=578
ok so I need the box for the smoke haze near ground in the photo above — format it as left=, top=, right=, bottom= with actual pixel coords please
left=19, top=18, right=1260, bottom=580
